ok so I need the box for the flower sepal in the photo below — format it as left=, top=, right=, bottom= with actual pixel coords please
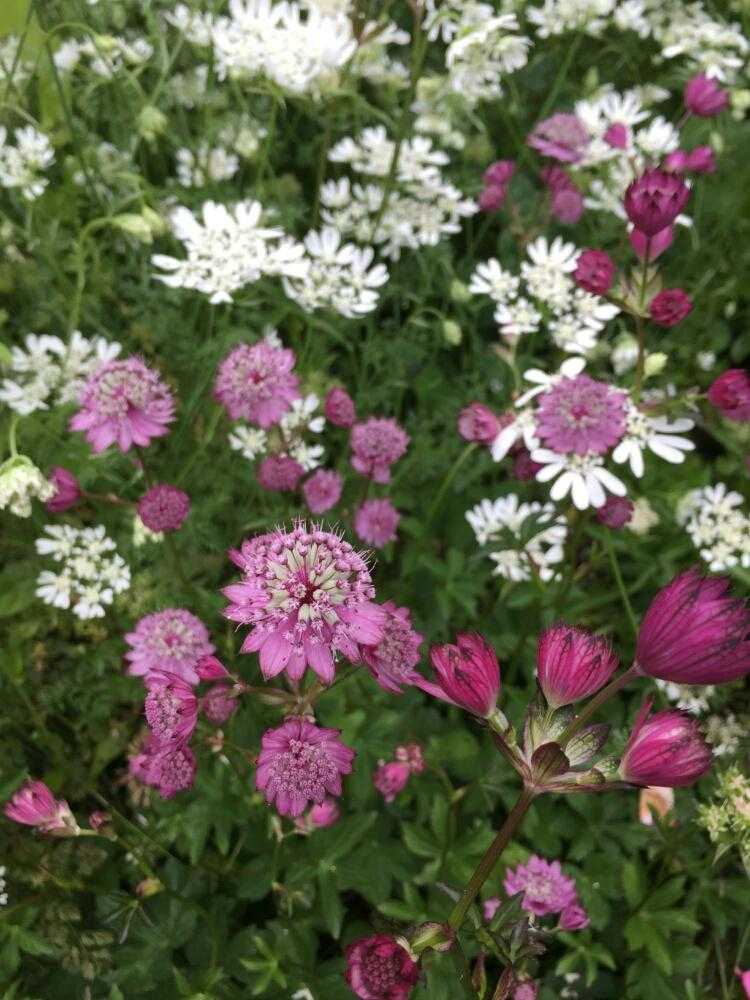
left=564, top=723, right=611, bottom=768
left=410, top=921, right=455, bottom=956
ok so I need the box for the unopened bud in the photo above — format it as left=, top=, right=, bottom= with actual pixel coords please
left=111, top=214, right=153, bottom=244
left=137, top=105, right=168, bottom=142
left=443, top=319, right=463, bottom=345
left=135, top=877, right=164, bottom=898
left=410, top=922, right=455, bottom=955
left=644, top=353, right=667, bottom=379
left=450, top=279, right=472, bottom=303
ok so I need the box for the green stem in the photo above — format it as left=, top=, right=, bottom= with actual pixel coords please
left=8, top=414, right=19, bottom=457
left=538, top=33, right=582, bottom=119
left=558, top=662, right=642, bottom=746
left=633, top=238, right=652, bottom=400
left=426, top=443, right=477, bottom=525
left=604, top=533, right=638, bottom=636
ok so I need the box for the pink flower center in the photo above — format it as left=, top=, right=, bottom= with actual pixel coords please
left=362, top=950, right=400, bottom=991
left=537, top=375, right=626, bottom=455
left=148, top=620, right=201, bottom=661
left=270, top=738, right=337, bottom=802
left=524, top=873, right=556, bottom=903
left=145, top=688, right=182, bottom=738
left=94, top=368, right=147, bottom=417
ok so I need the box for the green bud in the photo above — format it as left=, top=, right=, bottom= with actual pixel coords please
left=111, top=214, right=154, bottom=244
left=137, top=105, right=168, bottom=142
left=442, top=319, right=462, bottom=345
left=141, top=206, right=167, bottom=237
left=450, top=279, right=472, bottom=303
left=643, top=352, right=667, bottom=379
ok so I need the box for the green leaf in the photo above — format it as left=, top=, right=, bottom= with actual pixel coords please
left=622, top=860, right=646, bottom=908
left=317, top=869, right=344, bottom=940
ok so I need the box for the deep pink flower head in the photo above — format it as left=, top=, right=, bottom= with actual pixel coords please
left=649, top=288, right=693, bottom=328
left=537, top=624, right=618, bottom=709
left=223, top=522, right=385, bottom=684
left=4, top=780, right=77, bottom=835
left=201, top=683, right=237, bottom=725
left=257, top=454, right=304, bottom=492
left=736, top=968, right=750, bottom=998
left=551, top=185, right=584, bottom=224
left=362, top=601, right=424, bottom=694
left=536, top=375, right=627, bottom=455
left=513, top=979, right=539, bottom=1000
left=684, top=73, right=729, bottom=117
left=144, top=671, right=198, bottom=743
left=395, top=742, right=424, bottom=773
left=325, top=386, right=356, bottom=427
left=596, top=494, right=633, bottom=529
left=142, top=742, right=197, bottom=798
left=255, top=717, right=355, bottom=817
left=69, top=357, right=175, bottom=453
left=558, top=902, right=590, bottom=931
left=604, top=122, right=629, bottom=149
left=636, top=569, right=750, bottom=684
left=355, top=498, right=400, bottom=548
left=630, top=225, right=674, bottom=261
left=665, top=146, right=716, bottom=174
left=624, top=170, right=690, bottom=237
left=138, top=484, right=190, bottom=532
left=373, top=761, right=411, bottom=803
left=125, top=609, right=214, bottom=684
left=458, top=403, right=502, bottom=445
left=308, top=797, right=341, bottom=828
left=484, top=160, right=515, bottom=186
left=303, top=468, right=343, bottom=514
left=478, top=184, right=508, bottom=213
left=504, top=855, right=577, bottom=916
left=528, top=113, right=589, bottom=163
left=513, top=448, right=543, bottom=482
left=196, top=654, right=230, bottom=681
left=345, top=934, right=420, bottom=1000
left=620, top=700, right=712, bottom=788
left=214, top=341, right=299, bottom=426
left=351, top=418, right=409, bottom=483
left=416, top=633, right=500, bottom=718
left=574, top=249, right=615, bottom=295
left=46, top=467, right=81, bottom=512
left=707, top=369, right=750, bottom=422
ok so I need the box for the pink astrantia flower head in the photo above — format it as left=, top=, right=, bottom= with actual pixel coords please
left=46, top=467, right=81, bottom=513
left=551, top=185, right=584, bottom=224
left=362, top=601, right=424, bottom=694
left=70, top=357, right=175, bottom=454
left=214, top=341, right=299, bottom=426
left=596, top=494, right=634, bottom=529
left=478, top=184, right=508, bottom=213
left=483, top=897, right=501, bottom=922
left=201, top=683, right=237, bottom=725
left=665, top=146, right=716, bottom=174
left=373, top=761, right=411, bottom=803
left=144, top=671, right=199, bottom=743
left=635, top=568, right=750, bottom=684
left=537, top=624, right=618, bottom=709
left=624, top=170, right=690, bottom=237
left=630, top=225, right=674, bottom=261
left=527, top=113, right=589, bottom=163
left=303, top=469, right=343, bottom=515
left=458, top=403, right=504, bottom=445
left=142, top=741, right=197, bottom=798
left=257, top=454, right=304, bottom=492
left=536, top=375, right=627, bottom=455
left=4, top=780, right=78, bottom=836
left=138, top=484, right=190, bottom=532
left=574, top=249, right=615, bottom=295
left=539, top=165, right=572, bottom=192
left=196, top=654, right=230, bottom=681
left=558, top=902, right=590, bottom=931
left=513, top=979, right=539, bottom=1000
left=355, top=498, right=401, bottom=548
left=255, top=717, right=355, bottom=817
left=620, top=700, right=712, bottom=788
left=395, top=742, right=424, bottom=773
left=350, top=418, right=409, bottom=483
left=649, top=288, right=693, bottom=327
left=483, top=160, right=515, bottom=186
left=223, top=522, right=386, bottom=684
left=707, top=369, right=750, bottom=422
left=604, top=122, right=629, bottom=149
left=324, top=386, right=356, bottom=427
left=504, top=855, right=578, bottom=916
left=125, top=609, right=214, bottom=684
left=684, top=73, right=729, bottom=117
left=416, top=633, right=500, bottom=718
left=345, top=934, right=420, bottom=1000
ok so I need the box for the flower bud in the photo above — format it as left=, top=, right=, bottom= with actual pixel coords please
left=442, top=319, right=462, bottom=345
left=416, top=633, right=501, bottom=718
left=46, top=467, right=81, bottom=512
left=537, top=624, right=618, bottom=709
left=707, top=369, right=750, bottom=422
left=643, top=352, right=668, bottom=377
left=4, top=781, right=79, bottom=837
left=410, top=922, right=455, bottom=955
left=629, top=224, right=674, bottom=261
left=345, top=935, right=420, bottom=1000
left=684, top=73, right=729, bottom=117
left=137, top=105, right=168, bottom=141
left=565, top=724, right=610, bottom=767
left=458, top=402, right=501, bottom=444
left=573, top=249, right=615, bottom=295
left=112, top=213, right=154, bottom=244
left=324, top=386, right=356, bottom=427
left=624, top=170, right=690, bottom=237
left=649, top=289, right=692, bottom=328
left=620, top=700, right=712, bottom=788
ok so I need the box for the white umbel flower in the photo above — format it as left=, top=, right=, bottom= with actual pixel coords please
left=611, top=404, right=695, bottom=477
left=466, top=494, right=567, bottom=582
left=35, top=524, right=129, bottom=619
left=532, top=449, right=627, bottom=510
left=0, top=456, right=54, bottom=517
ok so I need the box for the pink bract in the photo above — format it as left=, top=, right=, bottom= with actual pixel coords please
left=214, top=341, right=300, bottom=426
left=345, top=934, right=420, bottom=1000
left=201, top=683, right=237, bottom=725
left=558, top=902, right=590, bottom=930
left=483, top=160, right=515, bottom=186
left=125, top=609, right=214, bottom=684
left=144, top=671, right=198, bottom=743
left=362, top=601, right=424, bottom=694
left=596, top=495, right=633, bottom=529
left=308, top=797, right=341, bottom=828
left=536, top=375, right=627, bottom=455
left=458, top=403, right=503, bottom=445
left=537, top=624, right=618, bottom=709
left=416, top=632, right=500, bottom=718
left=138, top=484, right=190, bottom=532
left=684, top=73, right=729, bottom=117
left=350, top=418, right=409, bottom=484
left=504, top=855, right=578, bottom=916
left=620, top=700, right=712, bottom=788
left=46, top=467, right=81, bottom=513
left=4, top=780, right=76, bottom=835
left=354, top=498, right=401, bottom=548
left=373, top=761, right=411, bottom=803
left=324, top=386, right=356, bottom=427
left=624, top=169, right=690, bottom=238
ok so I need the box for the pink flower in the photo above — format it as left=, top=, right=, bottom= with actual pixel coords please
left=513, top=979, right=539, bottom=1000
left=536, top=375, right=627, bottom=455
left=138, top=484, right=190, bottom=532
left=201, top=683, right=237, bottom=725
left=528, top=113, right=589, bottom=163
left=303, top=468, right=343, bottom=514
left=630, top=225, right=674, bottom=261
left=351, top=418, right=409, bottom=483
left=736, top=968, right=750, bottom=998
left=255, top=717, right=355, bottom=817
left=196, top=654, right=230, bottom=681
left=373, top=761, right=411, bottom=803
left=325, top=386, right=356, bottom=427
left=636, top=568, right=750, bottom=684
left=214, top=341, right=299, bottom=426
left=649, top=288, right=693, bottom=327
left=624, top=170, right=690, bottom=237
left=483, top=897, right=501, bottom=922
left=395, top=742, right=424, bottom=773
left=684, top=73, right=729, bottom=117
left=309, top=797, right=341, bottom=828
left=596, top=495, right=633, bottom=528
left=355, top=498, right=400, bottom=548
left=504, top=855, right=577, bottom=916
left=4, top=780, right=77, bottom=836
left=483, top=160, right=515, bottom=186
left=551, top=185, right=584, bottom=224
left=257, top=454, right=304, bottom=492
left=604, top=122, right=629, bottom=149
left=345, top=934, right=420, bottom=1000
left=458, top=403, right=503, bottom=445
left=416, top=633, right=500, bottom=718
left=125, top=609, right=214, bottom=684
left=620, top=700, right=712, bottom=788
left=223, top=523, right=385, bottom=684
left=537, top=624, right=618, bottom=709
left=539, top=165, right=572, bottom=192
left=88, top=810, right=110, bottom=831
left=478, top=184, right=507, bottom=213
left=665, top=146, right=716, bottom=174
left=144, top=671, right=198, bottom=743
left=513, top=448, right=543, bottom=482
left=362, top=601, right=424, bottom=694
left=558, top=902, right=590, bottom=931
left=46, top=467, right=81, bottom=512
left=707, top=369, right=750, bottom=422
left=574, top=250, right=616, bottom=295
left=141, top=742, right=197, bottom=798
left=69, top=357, right=175, bottom=453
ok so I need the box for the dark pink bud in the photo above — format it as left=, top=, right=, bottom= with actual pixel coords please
left=551, top=185, right=584, bottom=224
left=649, top=288, right=693, bottom=327
left=513, top=979, right=539, bottom=1000
left=46, top=467, right=81, bottom=513
left=558, top=902, right=590, bottom=931
left=513, top=447, right=543, bottom=481
left=4, top=780, right=77, bottom=835
left=620, top=700, right=711, bottom=788
left=458, top=402, right=501, bottom=444
left=636, top=568, right=750, bottom=684
left=373, top=761, right=411, bottom=803
left=478, top=184, right=507, bottom=213
left=88, top=810, right=110, bottom=831
left=666, top=146, right=716, bottom=174
left=196, top=654, right=230, bottom=681
left=483, top=159, right=515, bottom=186
left=416, top=633, right=501, bottom=717
left=537, top=624, right=618, bottom=709
left=707, top=369, right=750, bottom=423
left=664, top=150, right=689, bottom=172
left=201, top=683, right=237, bottom=725
left=324, top=386, right=356, bottom=427
left=539, top=165, right=572, bottom=192
left=138, top=484, right=190, bottom=532
left=574, top=249, right=615, bottom=295
left=596, top=494, right=633, bottom=529
left=604, top=122, right=629, bottom=149
left=629, top=225, right=674, bottom=261
left=309, top=797, right=341, bottom=828
left=256, top=454, right=304, bottom=492
left=345, top=934, right=420, bottom=1000
left=624, top=169, right=690, bottom=237
left=684, top=73, right=729, bottom=117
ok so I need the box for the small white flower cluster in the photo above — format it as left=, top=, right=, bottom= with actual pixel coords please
left=0, top=126, right=54, bottom=200
left=676, top=483, right=750, bottom=571
left=466, top=494, right=567, bottom=583
left=444, top=12, right=531, bottom=105
left=0, top=456, right=54, bottom=518
left=35, top=524, right=130, bottom=620
left=0, top=34, right=34, bottom=86
left=0, top=866, right=6, bottom=907
left=703, top=714, right=744, bottom=758
left=528, top=0, right=648, bottom=39
left=656, top=679, right=715, bottom=716
left=0, top=331, right=121, bottom=416
left=54, top=35, right=153, bottom=78
left=229, top=391, right=327, bottom=473
left=175, top=144, right=240, bottom=187
left=650, top=2, right=749, bottom=82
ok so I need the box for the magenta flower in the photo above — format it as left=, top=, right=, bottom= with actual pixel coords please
left=69, top=357, right=175, bottom=454
left=355, top=498, right=401, bottom=548
left=736, top=969, right=750, bottom=998
left=362, top=601, right=424, bottom=694
left=649, top=288, right=693, bottom=327
left=684, top=73, right=729, bottom=117
left=214, top=341, right=299, bottom=426
left=630, top=225, right=674, bottom=261
left=395, top=742, right=425, bottom=773
left=707, top=369, right=750, bottom=422
left=620, top=701, right=711, bottom=788
left=196, top=654, right=230, bottom=681
left=138, top=484, right=190, bottom=532
left=483, top=897, right=501, bottom=922
left=539, top=166, right=571, bottom=192
left=303, top=468, right=343, bottom=514
left=201, top=683, right=237, bottom=725
left=513, top=448, right=543, bottom=482
left=125, top=609, right=214, bottom=684
left=142, top=742, right=197, bottom=798
left=574, top=249, right=615, bottom=295
left=256, top=454, right=304, bottom=492
left=416, top=633, right=500, bottom=718
left=513, top=979, right=539, bottom=1000
left=350, top=418, right=409, bottom=483
left=483, top=160, right=515, bottom=186
left=458, top=403, right=502, bottom=445
left=46, top=467, right=81, bottom=513
left=551, top=185, right=584, bottom=224
left=636, top=568, right=750, bottom=684
left=373, top=761, right=411, bottom=803
left=604, top=122, right=629, bottom=149
left=255, top=717, right=355, bottom=817
left=504, top=855, right=578, bottom=916
left=624, top=170, right=690, bottom=237
left=4, top=780, right=77, bottom=836
left=478, top=184, right=508, bottom=213
left=536, top=375, right=627, bottom=455
left=537, top=624, right=618, bottom=709
left=528, top=113, right=590, bottom=163
left=144, top=671, right=198, bottom=743
left=308, top=797, right=341, bottom=828
left=223, top=523, right=385, bottom=684
left=345, top=934, right=420, bottom=1000
left=665, top=146, right=716, bottom=174
left=558, top=902, right=590, bottom=931
left=324, top=386, right=356, bottom=427
left=596, top=495, right=633, bottom=529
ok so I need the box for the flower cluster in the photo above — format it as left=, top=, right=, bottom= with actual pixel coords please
left=677, top=483, right=750, bottom=571
left=373, top=743, right=425, bottom=803
left=466, top=495, right=567, bottom=582
left=54, top=33, right=153, bottom=78
left=0, top=456, right=55, bottom=518
left=35, top=524, right=130, bottom=619
left=0, top=126, right=55, bottom=200
left=497, top=854, right=589, bottom=930
left=697, top=766, right=750, bottom=873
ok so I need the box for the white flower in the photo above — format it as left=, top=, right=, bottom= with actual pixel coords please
left=175, top=145, right=239, bottom=186
left=532, top=449, right=627, bottom=510
left=626, top=497, right=659, bottom=535
left=445, top=14, right=531, bottom=105
left=164, top=3, right=214, bottom=45
left=36, top=524, right=129, bottom=619
left=491, top=408, right=539, bottom=461
left=697, top=351, right=716, bottom=371
left=525, top=235, right=579, bottom=274
left=228, top=425, right=268, bottom=461
left=288, top=440, right=325, bottom=471
left=0, top=456, right=54, bottom=518
left=611, top=404, right=695, bottom=477
left=494, top=297, right=541, bottom=339
left=466, top=494, right=567, bottom=582
left=677, top=483, right=750, bottom=571
left=35, top=570, right=73, bottom=609
left=656, top=680, right=714, bottom=716
left=0, top=126, right=55, bottom=200
left=468, top=258, right=520, bottom=303
left=280, top=394, right=325, bottom=436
